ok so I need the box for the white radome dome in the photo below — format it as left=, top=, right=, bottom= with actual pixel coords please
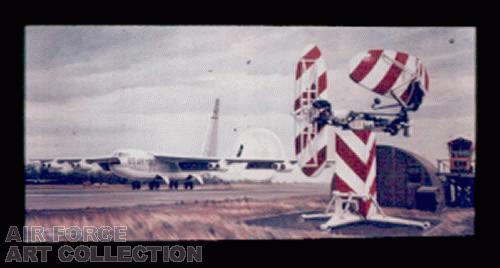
left=232, top=128, right=285, bottom=159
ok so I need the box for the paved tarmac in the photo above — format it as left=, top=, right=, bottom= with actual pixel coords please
left=25, top=183, right=329, bottom=210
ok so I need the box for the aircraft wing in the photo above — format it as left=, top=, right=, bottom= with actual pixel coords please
left=225, top=158, right=286, bottom=164
left=153, top=154, right=222, bottom=172
left=29, top=158, right=80, bottom=164
left=152, top=154, right=293, bottom=172
left=224, top=158, right=331, bottom=170
left=154, top=154, right=288, bottom=164
left=153, top=154, right=220, bottom=163
left=224, top=158, right=294, bottom=171
left=30, top=156, right=119, bottom=163
left=29, top=156, right=120, bottom=171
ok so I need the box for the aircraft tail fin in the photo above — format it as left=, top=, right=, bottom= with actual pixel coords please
left=201, top=98, right=220, bottom=157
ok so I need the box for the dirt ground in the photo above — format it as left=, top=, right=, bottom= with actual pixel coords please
left=25, top=194, right=474, bottom=241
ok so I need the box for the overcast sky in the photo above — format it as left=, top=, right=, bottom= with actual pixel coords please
left=25, top=26, right=476, bottom=163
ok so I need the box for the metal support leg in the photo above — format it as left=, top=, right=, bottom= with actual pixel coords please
left=302, top=191, right=365, bottom=230
left=365, top=196, right=431, bottom=230
left=367, top=214, right=431, bottom=229
left=301, top=192, right=337, bottom=220
left=302, top=192, right=431, bottom=231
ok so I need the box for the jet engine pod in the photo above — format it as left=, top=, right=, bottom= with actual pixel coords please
left=349, top=49, right=429, bottom=110
left=208, top=162, right=221, bottom=170
left=271, top=162, right=283, bottom=170
left=272, top=162, right=293, bottom=172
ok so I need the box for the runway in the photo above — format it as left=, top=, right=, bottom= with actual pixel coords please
left=25, top=183, right=474, bottom=239
left=25, top=183, right=329, bottom=210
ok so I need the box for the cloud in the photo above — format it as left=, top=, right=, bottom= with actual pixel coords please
left=378, top=115, right=476, bottom=161
left=25, top=26, right=476, bottom=164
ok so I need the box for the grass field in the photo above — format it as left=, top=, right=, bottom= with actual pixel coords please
left=25, top=192, right=474, bottom=240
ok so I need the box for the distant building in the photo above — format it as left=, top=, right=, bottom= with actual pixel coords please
left=438, top=137, right=475, bottom=208
left=376, top=145, right=445, bottom=212
left=448, top=137, right=474, bottom=174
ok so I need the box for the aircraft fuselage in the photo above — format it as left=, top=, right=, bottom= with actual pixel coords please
left=109, top=149, right=210, bottom=183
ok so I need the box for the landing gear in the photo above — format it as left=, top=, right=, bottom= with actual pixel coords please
left=169, top=180, right=179, bottom=190
left=184, top=175, right=195, bottom=190
left=148, top=180, right=160, bottom=191
left=131, top=181, right=141, bottom=190
left=184, top=181, right=194, bottom=190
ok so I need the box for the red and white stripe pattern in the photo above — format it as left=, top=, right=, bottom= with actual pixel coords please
left=332, top=129, right=377, bottom=218
left=294, top=44, right=329, bottom=177
left=349, top=49, right=429, bottom=106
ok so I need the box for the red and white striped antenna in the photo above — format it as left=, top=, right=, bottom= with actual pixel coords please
left=294, top=45, right=431, bottom=230
left=293, top=44, right=329, bottom=177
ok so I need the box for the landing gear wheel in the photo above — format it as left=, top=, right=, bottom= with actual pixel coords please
left=184, top=181, right=194, bottom=190
left=131, top=181, right=141, bottom=190
left=149, top=181, right=160, bottom=191
left=169, top=180, right=179, bottom=190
